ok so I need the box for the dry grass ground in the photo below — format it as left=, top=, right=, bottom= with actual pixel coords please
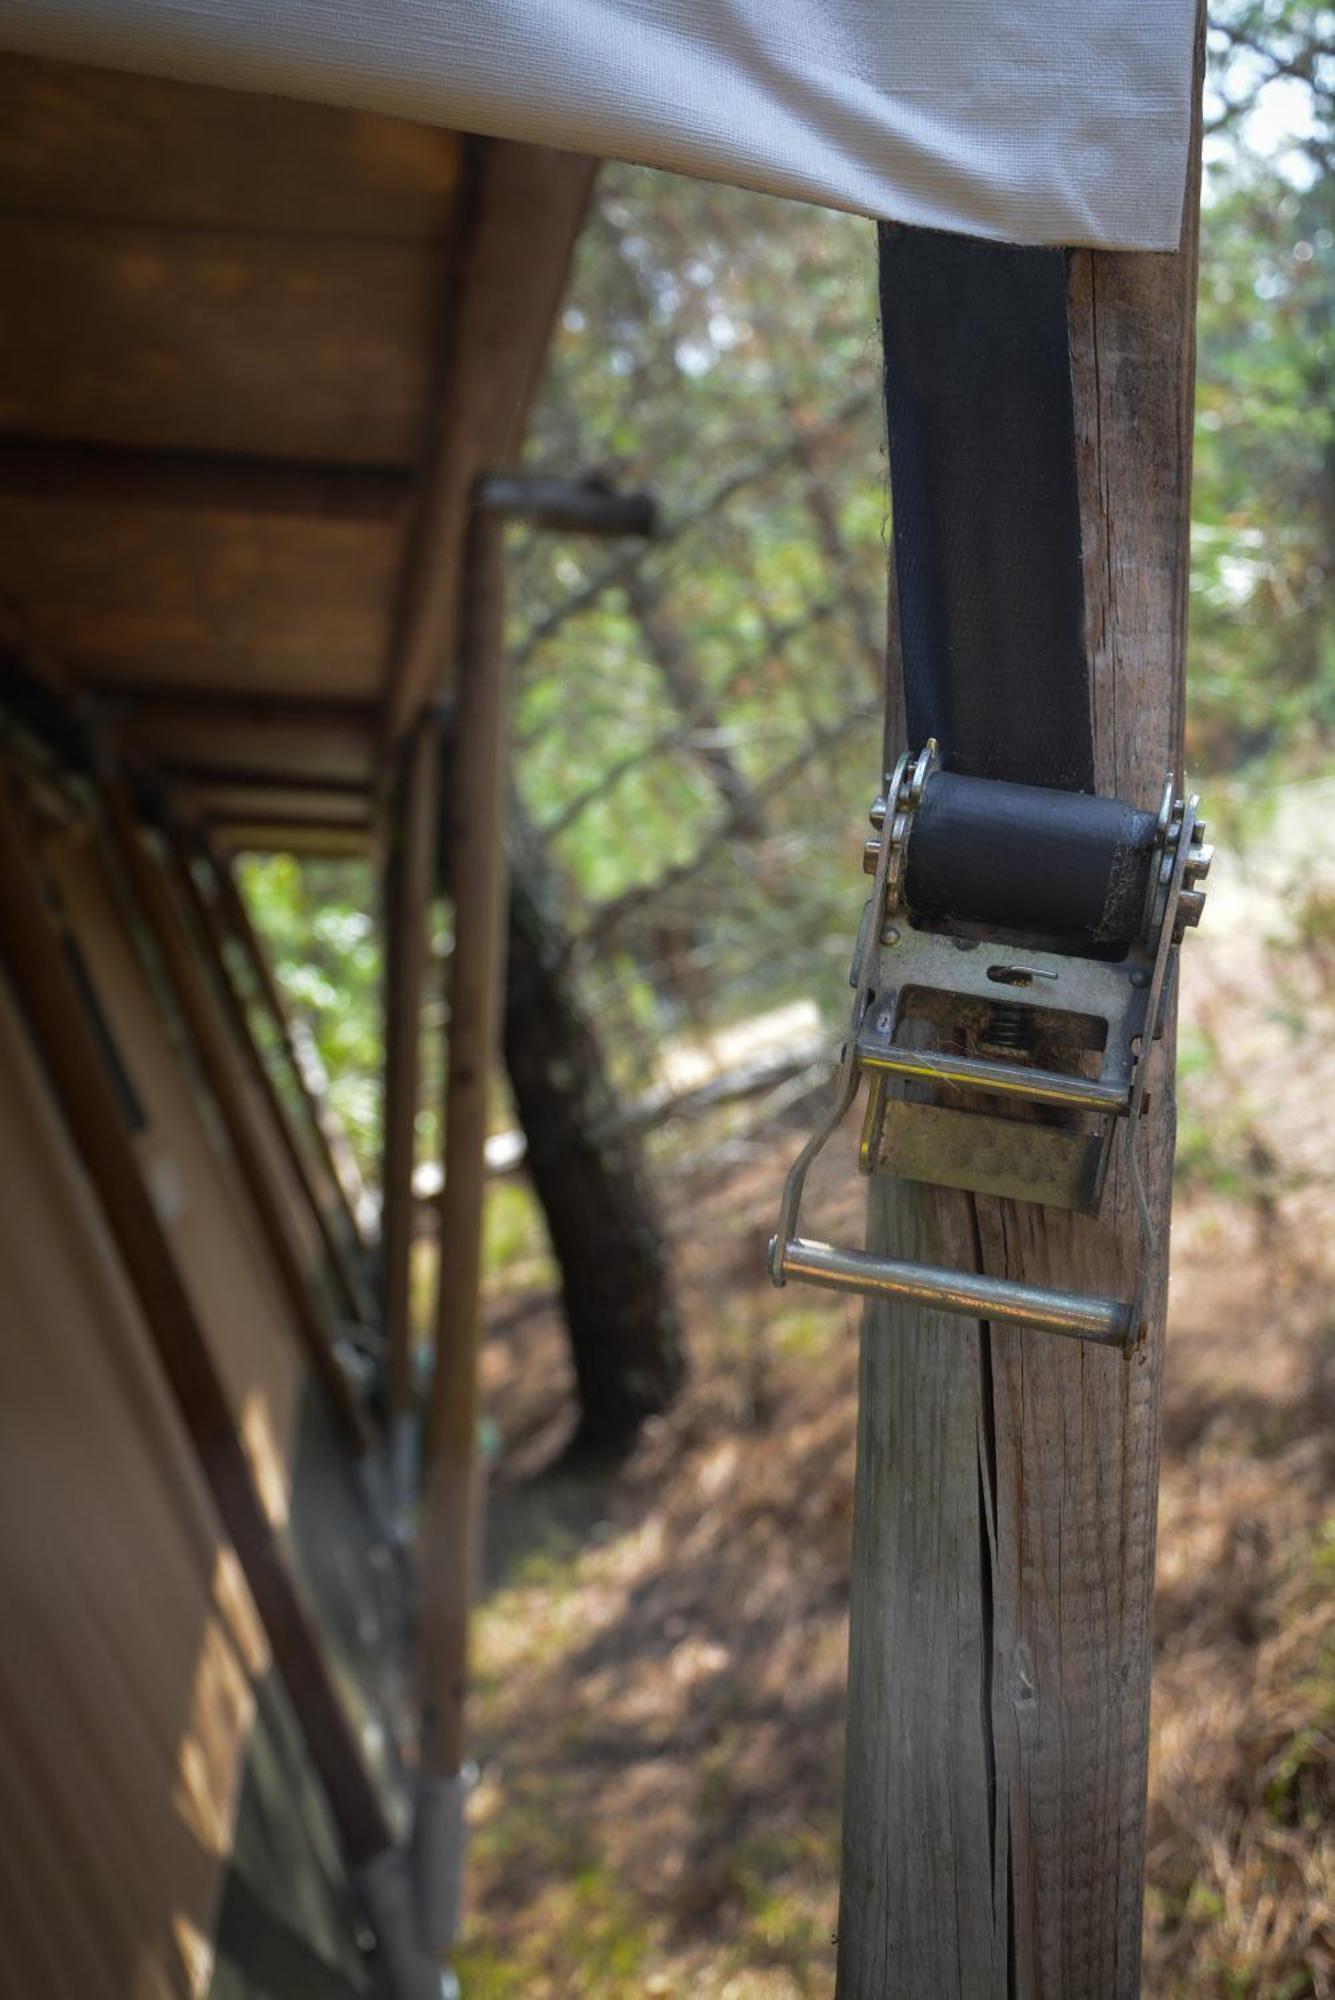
left=452, top=854, right=1335, bottom=1998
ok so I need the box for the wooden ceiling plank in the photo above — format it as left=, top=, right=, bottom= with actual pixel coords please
left=112, top=690, right=378, bottom=788
left=0, top=54, right=462, bottom=241
left=0, top=497, right=397, bottom=700
left=100, top=686, right=379, bottom=727
left=0, top=438, right=411, bottom=521
left=163, top=762, right=371, bottom=796
left=0, top=216, right=442, bottom=464
left=210, top=818, right=373, bottom=858
left=172, top=784, right=371, bottom=823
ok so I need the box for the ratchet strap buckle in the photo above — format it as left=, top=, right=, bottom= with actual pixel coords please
left=769, top=742, right=1210, bottom=1346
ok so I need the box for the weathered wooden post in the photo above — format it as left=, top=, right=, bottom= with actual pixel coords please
left=410, top=473, right=657, bottom=1961
left=413, top=494, right=510, bottom=1964
left=833, top=24, right=1206, bottom=2000
left=381, top=707, right=443, bottom=1510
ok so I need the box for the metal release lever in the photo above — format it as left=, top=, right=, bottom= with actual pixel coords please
left=768, top=743, right=1210, bottom=1347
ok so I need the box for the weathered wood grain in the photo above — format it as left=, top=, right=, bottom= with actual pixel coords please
left=837, top=18, right=1204, bottom=1997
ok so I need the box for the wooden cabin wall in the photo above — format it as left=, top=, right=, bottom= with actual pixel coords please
left=0, top=978, right=258, bottom=1999
left=45, top=822, right=308, bottom=1511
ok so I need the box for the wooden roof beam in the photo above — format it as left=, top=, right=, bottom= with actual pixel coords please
left=0, top=437, right=412, bottom=520
left=164, top=762, right=372, bottom=797
left=382, top=140, right=598, bottom=746
left=207, top=816, right=374, bottom=857
left=98, top=686, right=378, bottom=729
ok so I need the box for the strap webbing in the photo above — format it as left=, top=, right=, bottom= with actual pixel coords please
left=878, top=223, right=1094, bottom=794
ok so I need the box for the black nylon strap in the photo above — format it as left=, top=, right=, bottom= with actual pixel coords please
left=879, top=223, right=1094, bottom=794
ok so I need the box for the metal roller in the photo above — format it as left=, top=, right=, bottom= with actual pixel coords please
left=904, top=770, right=1161, bottom=949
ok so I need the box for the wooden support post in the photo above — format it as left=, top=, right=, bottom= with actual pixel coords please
left=167, top=821, right=378, bottom=1336
left=0, top=774, right=392, bottom=1871
left=205, top=846, right=373, bottom=1262
left=836, top=23, right=1204, bottom=1998
left=381, top=712, right=443, bottom=1471
left=99, top=778, right=373, bottom=1461
left=417, top=504, right=509, bottom=1787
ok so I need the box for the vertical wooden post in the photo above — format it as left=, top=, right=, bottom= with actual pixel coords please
left=206, top=846, right=372, bottom=1262
left=416, top=503, right=509, bottom=1789
left=0, top=775, right=392, bottom=1873
left=381, top=711, right=443, bottom=1486
left=168, top=821, right=376, bottom=1336
left=100, top=778, right=373, bottom=1461
left=836, top=24, right=1204, bottom=1998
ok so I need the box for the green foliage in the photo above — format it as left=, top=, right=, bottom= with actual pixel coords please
left=235, top=853, right=384, bottom=1172
left=1191, top=1, right=1334, bottom=768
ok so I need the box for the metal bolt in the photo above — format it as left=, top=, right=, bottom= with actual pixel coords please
left=862, top=839, right=880, bottom=876
left=869, top=797, right=887, bottom=830
left=881, top=924, right=900, bottom=946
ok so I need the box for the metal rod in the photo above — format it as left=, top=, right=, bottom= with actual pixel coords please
left=776, top=1236, right=1132, bottom=1345
left=860, top=1044, right=1127, bottom=1113
left=475, top=473, right=657, bottom=537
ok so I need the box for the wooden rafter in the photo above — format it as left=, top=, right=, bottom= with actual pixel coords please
left=0, top=437, right=411, bottom=520
left=382, top=142, right=597, bottom=745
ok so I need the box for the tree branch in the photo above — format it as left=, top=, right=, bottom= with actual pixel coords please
left=574, top=697, right=877, bottom=954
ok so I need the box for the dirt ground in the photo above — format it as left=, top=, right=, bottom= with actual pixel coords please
left=452, top=858, right=1335, bottom=1999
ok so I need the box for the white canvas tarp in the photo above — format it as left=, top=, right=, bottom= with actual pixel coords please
left=0, top=1, right=1197, bottom=250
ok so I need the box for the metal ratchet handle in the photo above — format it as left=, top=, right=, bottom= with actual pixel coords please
left=769, top=739, right=1155, bottom=1349
left=780, top=1237, right=1133, bottom=1346
left=1121, top=786, right=1200, bottom=1342
left=769, top=746, right=916, bottom=1287
left=860, top=1045, right=1128, bottom=1113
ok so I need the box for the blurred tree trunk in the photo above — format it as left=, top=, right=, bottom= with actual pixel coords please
left=500, top=804, right=686, bottom=1452
left=621, top=570, right=765, bottom=833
